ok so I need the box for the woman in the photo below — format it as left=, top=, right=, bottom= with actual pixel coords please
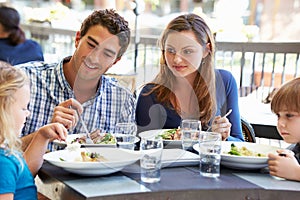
left=136, top=13, right=243, bottom=141
left=0, top=6, right=44, bottom=65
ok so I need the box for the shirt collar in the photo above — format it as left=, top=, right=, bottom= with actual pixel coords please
left=54, top=56, right=73, bottom=93
left=55, top=56, right=105, bottom=105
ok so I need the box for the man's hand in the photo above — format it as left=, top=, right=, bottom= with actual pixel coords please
left=51, top=98, right=83, bottom=129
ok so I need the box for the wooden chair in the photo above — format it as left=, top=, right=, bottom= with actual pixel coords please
left=241, top=117, right=256, bottom=143
left=38, top=192, right=50, bottom=200
left=106, top=73, right=137, bottom=93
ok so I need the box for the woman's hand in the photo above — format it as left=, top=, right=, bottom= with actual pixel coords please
left=51, top=98, right=83, bottom=129
left=211, top=116, right=231, bottom=140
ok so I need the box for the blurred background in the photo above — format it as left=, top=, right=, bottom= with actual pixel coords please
left=2, top=0, right=300, bottom=42
left=1, top=0, right=299, bottom=92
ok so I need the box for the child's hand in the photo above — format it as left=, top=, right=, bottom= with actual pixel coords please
left=37, top=123, right=68, bottom=142
left=268, top=150, right=299, bottom=181
left=211, top=116, right=231, bottom=140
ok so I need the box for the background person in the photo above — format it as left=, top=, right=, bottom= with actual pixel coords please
left=16, top=9, right=135, bottom=151
left=136, top=13, right=244, bottom=141
left=0, top=61, right=67, bottom=200
left=0, top=5, right=44, bottom=65
left=268, top=77, right=300, bottom=181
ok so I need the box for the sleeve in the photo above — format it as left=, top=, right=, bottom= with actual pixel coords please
left=218, top=70, right=244, bottom=141
left=0, top=156, right=18, bottom=194
left=121, top=91, right=136, bottom=124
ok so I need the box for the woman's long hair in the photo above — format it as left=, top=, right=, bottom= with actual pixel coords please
left=146, top=13, right=216, bottom=127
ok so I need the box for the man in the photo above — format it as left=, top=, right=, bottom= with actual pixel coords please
left=17, top=9, right=135, bottom=151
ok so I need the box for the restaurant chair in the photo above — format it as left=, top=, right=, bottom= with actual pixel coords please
left=105, top=73, right=137, bottom=93
left=241, top=117, right=256, bottom=143
left=38, top=192, right=50, bottom=200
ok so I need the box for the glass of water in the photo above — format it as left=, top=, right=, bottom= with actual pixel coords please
left=115, top=122, right=137, bottom=150
left=198, top=131, right=222, bottom=178
left=140, top=137, right=163, bottom=183
left=180, top=119, right=201, bottom=151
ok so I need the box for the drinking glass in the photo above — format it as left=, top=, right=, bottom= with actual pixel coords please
left=140, top=137, right=163, bottom=183
left=115, top=122, right=137, bottom=150
left=181, top=119, right=201, bottom=151
left=198, top=131, right=222, bottom=178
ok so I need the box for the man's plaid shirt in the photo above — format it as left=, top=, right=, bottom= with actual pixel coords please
left=16, top=58, right=136, bottom=142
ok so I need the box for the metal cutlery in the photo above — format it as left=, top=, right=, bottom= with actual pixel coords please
left=207, top=109, right=232, bottom=131
left=75, top=109, right=93, bottom=144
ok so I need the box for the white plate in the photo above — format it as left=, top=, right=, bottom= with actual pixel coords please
left=53, top=134, right=140, bottom=148
left=138, top=129, right=182, bottom=148
left=193, top=141, right=283, bottom=170
left=161, top=149, right=199, bottom=168
left=43, top=148, right=142, bottom=176
left=121, top=149, right=199, bottom=173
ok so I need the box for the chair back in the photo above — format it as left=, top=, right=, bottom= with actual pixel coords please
left=241, top=117, right=256, bottom=143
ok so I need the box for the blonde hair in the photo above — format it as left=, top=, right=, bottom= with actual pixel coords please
left=0, top=61, right=28, bottom=153
left=271, top=77, right=300, bottom=113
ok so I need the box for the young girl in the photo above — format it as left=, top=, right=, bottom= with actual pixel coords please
left=0, top=61, right=68, bottom=200
left=268, top=77, right=300, bottom=181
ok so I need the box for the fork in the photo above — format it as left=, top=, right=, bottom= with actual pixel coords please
left=207, top=109, right=232, bottom=131
left=75, top=109, right=93, bottom=144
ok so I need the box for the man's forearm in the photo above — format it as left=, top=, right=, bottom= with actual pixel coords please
left=21, top=131, right=37, bottom=151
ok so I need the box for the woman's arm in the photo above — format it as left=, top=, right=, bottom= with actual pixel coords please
left=218, top=70, right=244, bottom=141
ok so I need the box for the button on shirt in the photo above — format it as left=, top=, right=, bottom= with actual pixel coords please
left=17, top=58, right=136, bottom=141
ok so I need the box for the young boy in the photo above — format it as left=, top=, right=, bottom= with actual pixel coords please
left=268, top=77, right=300, bottom=181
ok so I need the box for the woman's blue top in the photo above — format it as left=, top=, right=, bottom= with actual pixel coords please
left=136, top=69, right=244, bottom=141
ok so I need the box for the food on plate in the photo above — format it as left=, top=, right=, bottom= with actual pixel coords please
left=158, top=128, right=181, bottom=140
left=80, top=152, right=107, bottom=162
left=71, top=133, right=116, bottom=144
left=71, top=136, right=86, bottom=144
left=226, top=143, right=266, bottom=157
left=94, top=133, right=116, bottom=144
left=59, top=151, right=107, bottom=162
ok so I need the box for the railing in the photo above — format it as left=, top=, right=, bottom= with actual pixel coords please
left=21, top=24, right=300, bottom=101
left=216, top=42, right=300, bottom=101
